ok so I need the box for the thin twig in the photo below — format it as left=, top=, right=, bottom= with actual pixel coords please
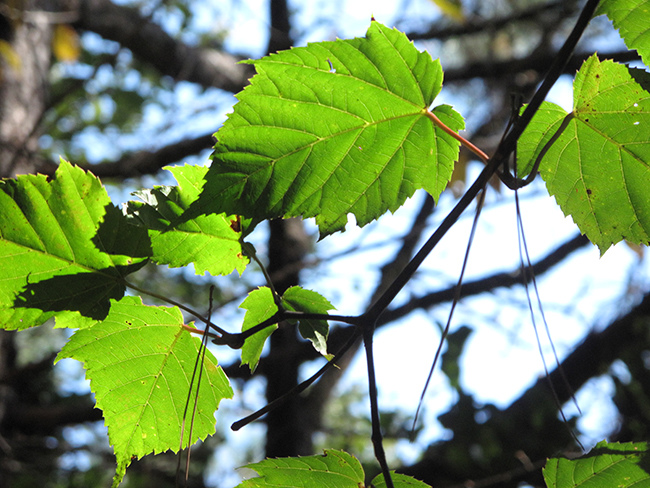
left=125, top=279, right=230, bottom=336
left=363, top=318, right=394, bottom=488
left=412, top=189, right=485, bottom=432
left=231, top=326, right=362, bottom=431
left=360, top=0, right=601, bottom=481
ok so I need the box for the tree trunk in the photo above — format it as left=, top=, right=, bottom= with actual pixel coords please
left=264, top=218, right=314, bottom=456
left=260, top=0, right=321, bottom=458
left=0, top=1, right=53, bottom=177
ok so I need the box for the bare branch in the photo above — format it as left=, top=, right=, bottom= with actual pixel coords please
left=83, top=132, right=215, bottom=179
left=405, top=0, right=576, bottom=41
left=75, top=0, right=254, bottom=92
left=378, top=234, right=590, bottom=326
left=399, top=291, right=650, bottom=487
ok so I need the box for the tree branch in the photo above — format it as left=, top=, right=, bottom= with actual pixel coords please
left=378, top=233, right=590, bottom=326
left=398, top=291, right=650, bottom=487
left=405, top=0, right=577, bottom=41
left=75, top=0, right=254, bottom=92
left=82, top=132, right=215, bottom=178
left=222, top=232, right=591, bottom=379
left=444, top=49, right=639, bottom=83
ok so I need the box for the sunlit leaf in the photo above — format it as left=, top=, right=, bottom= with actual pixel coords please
left=240, top=287, right=279, bottom=372
left=0, top=161, right=150, bottom=330
left=517, top=56, right=650, bottom=254
left=56, top=296, right=233, bottom=488
left=282, top=286, right=335, bottom=357
left=238, top=450, right=365, bottom=488
left=52, top=24, right=80, bottom=63
left=126, top=164, right=248, bottom=276
left=372, top=472, right=432, bottom=488
left=195, top=21, right=463, bottom=237
left=238, top=450, right=431, bottom=488
left=598, top=0, right=650, bottom=67
left=0, top=39, right=20, bottom=71
left=544, top=441, right=650, bottom=488
left=427, top=0, right=464, bottom=22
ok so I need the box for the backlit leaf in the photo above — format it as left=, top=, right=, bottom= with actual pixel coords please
left=282, top=286, right=335, bottom=357
left=372, top=472, right=432, bottom=488
left=0, top=161, right=150, bottom=330
left=56, top=296, right=233, bottom=487
left=195, top=21, right=463, bottom=237
left=238, top=449, right=364, bottom=488
left=517, top=56, right=650, bottom=254
left=543, top=441, right=650, bottom=488
left=427, top=0, right=464, bottom=22
left=126, top=164, right=248, bottom=276
left=598, top=0, right=650, bottom=67
left=238, top=450, right=431, bottom=488
left=240, top=287, right=279, bottom=372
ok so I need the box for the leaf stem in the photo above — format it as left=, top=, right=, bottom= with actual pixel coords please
left=366, top=0, right=601, bottom=321
left=244, top=241, right=284, bottom=309
left=231, top=325, right=362, bottom=430
left=124, top=279, right=230, bottom=337
left=181, top=323, right=219, bottom=339
left=425, top=110, right=489, bottom=163
left=503, top=112, right=575, bottom=189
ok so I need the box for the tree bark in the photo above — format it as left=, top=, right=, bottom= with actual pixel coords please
left=0, top=1, right=53, bottom=177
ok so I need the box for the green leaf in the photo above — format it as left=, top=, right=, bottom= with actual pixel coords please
left=195, top=21, right=463, bottom=237
left=238, top=451, right=430, bottom=488
left=543, top=441, right=650, bottom=488
left=126, top=164, right=248, bottom=276
left=0, top=161, right=150, bottom=330
left=238, top=450, right=365, bottom=488
left=240, top=287, right=279, bottom=372
left=281, top=286, right=335, bottom=357
left=517, top=55, right=650, bottom=254
left=371, top=472, right=432, bottom=488
left=56, top=296, right=233, bottom=488
left=598, top=0, right=650, bottom=68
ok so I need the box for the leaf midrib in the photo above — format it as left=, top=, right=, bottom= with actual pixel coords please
left=219, top=109, right=427, bottom=212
